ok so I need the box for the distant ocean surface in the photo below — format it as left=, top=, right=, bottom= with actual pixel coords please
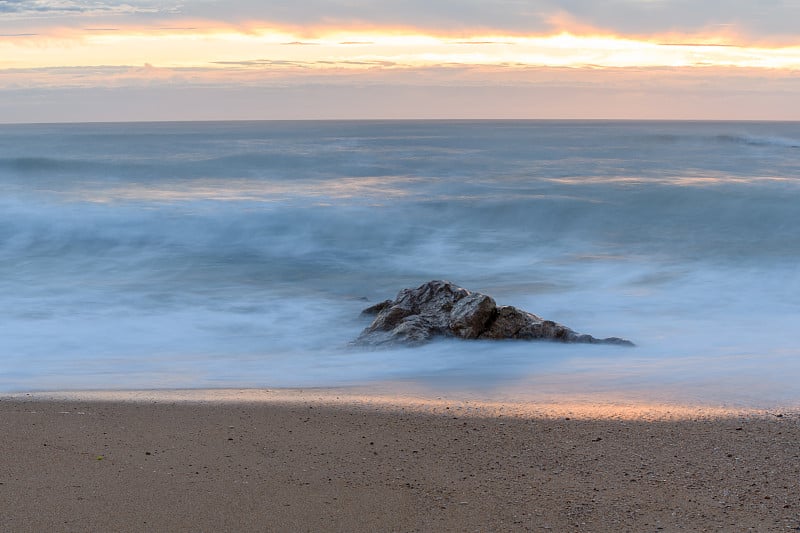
left=1, top=120, right=799, bottom=406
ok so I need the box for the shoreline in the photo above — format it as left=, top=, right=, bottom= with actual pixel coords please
left=4, top=390, right=800, bottom=531
left=7, top=386, right=798, bottom=421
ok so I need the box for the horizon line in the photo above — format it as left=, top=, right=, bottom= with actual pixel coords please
left=4, top=117, right=800, bottom=127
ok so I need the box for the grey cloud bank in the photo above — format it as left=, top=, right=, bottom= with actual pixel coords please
left=2, top=0, right=800, bottom=42
left=0, top=0, right=174, bottom=27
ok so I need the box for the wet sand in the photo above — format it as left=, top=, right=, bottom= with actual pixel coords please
left=2, top=390, right=800, bottom=532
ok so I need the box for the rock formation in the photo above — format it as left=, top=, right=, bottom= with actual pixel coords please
left=353, top=280, right=634, bottom=347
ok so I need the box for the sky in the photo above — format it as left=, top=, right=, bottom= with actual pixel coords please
left=2, top=0, right=800, bottom=122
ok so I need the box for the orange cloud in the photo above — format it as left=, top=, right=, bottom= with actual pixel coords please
left=3, top=22, right=800, bottom=74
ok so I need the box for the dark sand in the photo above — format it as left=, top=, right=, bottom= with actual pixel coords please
left=2, top=391, right=800, bottom=532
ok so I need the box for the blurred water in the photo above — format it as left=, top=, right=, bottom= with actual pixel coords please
left=1, top=120, right=799, bottom=407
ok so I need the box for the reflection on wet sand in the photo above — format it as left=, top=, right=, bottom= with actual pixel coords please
left=15, top=386, right=796, bottom=421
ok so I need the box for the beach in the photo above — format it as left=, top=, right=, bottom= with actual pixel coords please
left=2, top=121, right=800, bottom=532
left=3, top=390, right=799, bottom=532
left=3, top=0, right=800, bottom=524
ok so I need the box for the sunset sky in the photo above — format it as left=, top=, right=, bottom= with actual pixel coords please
left=2, top=0, right=800, bottom=122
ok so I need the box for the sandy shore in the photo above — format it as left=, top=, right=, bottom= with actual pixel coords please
left=2, top=390, right=800, bottom=532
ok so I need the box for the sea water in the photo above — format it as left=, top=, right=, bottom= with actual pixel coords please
left=1, top=120, right=799, bottom=407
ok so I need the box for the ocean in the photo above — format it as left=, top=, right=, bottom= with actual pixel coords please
left=1, top=120, right=799, bottom=407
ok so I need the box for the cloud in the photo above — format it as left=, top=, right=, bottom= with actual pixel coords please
left=542, top=0, right=800, bottom=43
left=0, top=0, right=143, bottom=14
left=4, top=60, right=800, bottom=90
left=168, top=0, right=800, bottom=43
left=0, top=0, right=176, bottom=40
left=3, top=0, right=800, bottom=45
left=3, top=1, right=799, bottom=123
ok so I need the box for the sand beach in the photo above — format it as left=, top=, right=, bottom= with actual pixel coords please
left=2, top=389, right=799, bottom=532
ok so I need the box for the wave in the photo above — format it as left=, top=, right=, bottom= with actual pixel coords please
left=0, top=156, right=91, bottom=173
left=640, top=132, right=800, bottom=149
left=2, top=173, right=799, bottom=301
left=0, top=152, right=401, bottom=182
left=2, top=121, right=800, bottom=397
left=716, top=134, right=800, bottom=148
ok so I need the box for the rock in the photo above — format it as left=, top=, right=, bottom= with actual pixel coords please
left=450, top=293, right=496, bottom=339
left=361, top=300, right=393, bottom=315
left=353, top=280, right=634, bottom=347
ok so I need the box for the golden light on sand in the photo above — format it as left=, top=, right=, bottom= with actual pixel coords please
left=3, top=27, right=800, bottom=72
left=16, top=388, right=785, bottom=421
